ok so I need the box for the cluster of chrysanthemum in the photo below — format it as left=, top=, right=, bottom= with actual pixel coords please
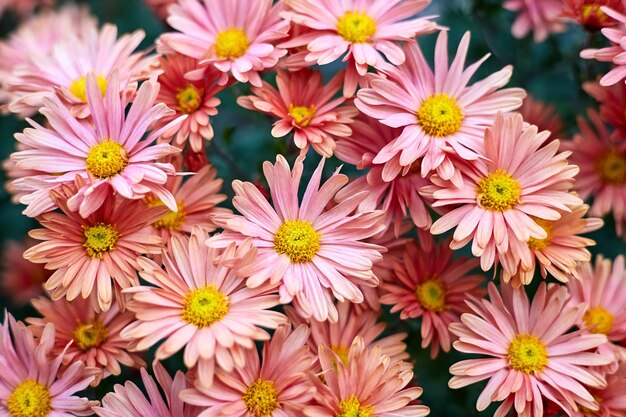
left=0, top=1, right=625, bottom=417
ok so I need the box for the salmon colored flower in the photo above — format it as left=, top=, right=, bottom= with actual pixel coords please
left=237, top=69, right=358, bottom=157
left=572, top=365, right=626, bottom=417
left=449, top=283, right=612, bottom=417
left=207, top=155, right=386, bottom=323
left=504, top=0, right=565, bottom=42
left=355, top=31, right=525, bottom=186
left=584, top=80, right=626, bottom=134
left=0, top=239, right=48, bottom=306
left=581, top=6, right=626, bottom=86
left=518, top=96, right=564, bottom=139
left=143, top=0, right=177, bottom=20
left=563, top=0, right=626, bottom=30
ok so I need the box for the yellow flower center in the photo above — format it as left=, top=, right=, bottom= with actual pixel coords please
left=416, top=93, right=464, bottom=137
left=85, top=140, right=128, bottom=179
left=146, top=197, right=186, bottom=231
left=73, top=321, right=108, bottom=351
left=476, top=169, right=522, bottom=212
left=527, top=217, right=553, bottom=251
left=337, top=11, right=377, bottom=43
left=242, top=378, right=279, bottom=416
left=596, top=149, right=626, bottom=185
left=288, top=104, right=316, bottom=128
left=581, top=4, right=606, bottom=22
left=181, top=285, right=229, bottom=328
left=176, top=84, right=203, bottom=114
left=508, top=334, right=548, bottom=374
left=583, top=306, right=614, bottom=334
left=7, top=380, right=51, bottom=417
left=415, top=279, right=446, bottom=312
left=331, top=344, right=350, bottom=367
left=214, top=28, right=249, bottom=60
left=83, top=223, right=120, bottom=259
left=273, top=220, right=321, bottom=264
left=69, top=75, right=108, bottom=103
left=337, top=395, right=375, bottom=417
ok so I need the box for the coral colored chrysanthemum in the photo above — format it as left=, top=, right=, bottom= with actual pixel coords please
left=504, top=0, right=565, bottom=42
left=121, top=228, right=286, bottom=387
left=563, top=0, right=626, bottom=30
left=423, top=112, right=581, bottom=276
left=94, top=362, right=199, bottom=417
left=180, top=325, right=316, bottom=417
left=562, top=109, right=626, bottom=237
left=11, top=73, right=184, bottom=218
left=27, top=296, right=145, bottom=383
left=0, top=239, right=48, bottom=305
left=449, top=283, right=612, bottom=417
left=584, top=80, right=626, bottom=134
left=280, top=0, right=438, bottom=97
left=237, top=68, right=358, bottom=157
left=581, top=7, right=626, bottom=86
left=0, top=313, right=99, bottom=417
left=24, top=183, right=166, bottom=312
left=380, top=239, right=485, bottom=358
left=355, top=31, right=526, bottom=185
left=572, top=365, right=626, bottom=417
left=159, top=0, right=289, bottom=87
left=305, top=337, right=429, bottom=417
left=518, top=95, right=564, bottom=139
left=207, top=155, right=386, bottom=323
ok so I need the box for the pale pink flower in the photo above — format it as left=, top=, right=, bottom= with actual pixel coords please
left=121, top=228, right=287, bottom=387
left=563, top=0, right=626, bottom=31
left=355, top=31, right=526, bottom=185
left=581, top=6, right=626, bottom=86
left=449, top=283, right=612, bottom=417
left=180, top=325, right=316, bottom=417
left=280, top=0, right=438, bottom=97
left=0, top=239, right=48, bottom=305
left=423, top=112, right=581, bottom=276
left=583, top=80, right=626, bottom=134
left=11, top=73, right=184, bottom=218
left=504, top=0, right=565, bottom=42
left=518, top=95, right=564, bottom=139
left=237, top=68, right=358, bottom=157
left=159, top=0, right=289, bottom=87
left=0, top=313, right=98, bottom=417
left=380, top=239, right=485, bottom=358
left=207, top=155, right=386, bottom=323
left=304, top=337, right=429, bottom=417
left=27, top=296, right=145, bottom=383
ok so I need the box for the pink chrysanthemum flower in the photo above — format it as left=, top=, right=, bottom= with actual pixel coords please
left=121, top=228, right=287, bottom=387
left=280, top=0, right=438, bottom=97
left=27, top=296, right=145, bottom=384
left=0, top=313, right=98, bottom=417
left=143, top=0, right=177, bottom=20
left=380, top=239, right=485, bottom=358
left=355, top=31, right=526, bottom=185
left=449, top=283, right=612, bottom=417
left=581, top=7, right=626, bottom=86
left=584, top=80, right=626, bottom=134
left=24, top=183, right=166, bottom=312
left=562, top=109, right=626, bottom=237
left=159, top=0, right=289, bottom=87
left=180, top=325, right=316, bottom=417
left=563, top=0, right=626, bottom=31
left=423, top=112, right=581, bottom=276
left=207, top=155, right=386, bottom=322
left=11, top=73, right=184, bottom=218
left=572, top=365, right=626, bottom=417
left=305, top=337, right=428, bottom=417
left=0, top=0, right=52, bottom=18
left=237, top=68, right=358, bottom=157
left=504, top=0, right=565, bottom=42
left=0, top=239, right=48, bottom=305
left=94, top=362, right=199, bottom=417
left=518, top=96, right=564, bottom=139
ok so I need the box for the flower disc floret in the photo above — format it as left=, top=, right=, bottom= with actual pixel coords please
left=85, top=140, right=129, bottom=179
left=416, top=94, right=464, bottom=137
left=242, top=378, right=279, bottom=416
left=584, top=306, right=614, bottom=334
left=527, top=218, right=553, bottom=251
left=337, top=395, right=375, bottom=417
left=176, top=85, right=203, bottom=114
left=73, top=321, right=109, bottom=351
left=181, top=285, right=229, bottom=328
left=214, top=29, right=250, bottom=60
left=273, top=220, right=321, bottom=263
left=336, top=11, right=377, bottom=43
left=415, top=279, right=446, bottom=312
left=7, top=379, right=52, bottom=417
left=508, top=334, right=548, bottom=374
left=596, top=149, right=626, bottom=185
left=69, top=75, right=108, bottom=103
left=288, top=104, right=316, bottom=128
left=83, top=223, right=120, bottom=259
left=146, top=198, right=186, bottom=231
left=476, top=169, right=522, bottom=212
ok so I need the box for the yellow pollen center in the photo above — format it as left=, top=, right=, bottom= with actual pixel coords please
left=337, top=395, right=375, bottom=417
left=337, top=11, right=376, bottom=43
left=416, top=93, right=464, bottom=137
left=476, top=169, right=522, bottom=211
left=415, top=279, right=446, bottom=312
left=508, top=334, right=548, bottom=374
left=527, top=217, right=553, bottom=251
left=583, top=306, right=614, bottom=334
left=7, top=379, right=51, bottom=417
left=242, top=378, right=279, bottom=416
left=73, top=321, right=108, bottom=351
left=85, top=140, right=128, bottom=179
left=181, top=285, right=229, bottom=328
left=146, top=197, right=186, bottom=231
left=273, top=220, right=321, bottom=263
left=214, top=29, right=249, bottom=60
left=581, top=4, right=606, bottom=21
left=596, top=149, right=626, bottom=185
left=83, top=223, right=120, bottom=259
left=69, top=75, right=108, bottom=103
left=288, top=104, right=316, bottom=128
left=176, top=84, right=203, bottom=114
left=331, top=344, right=350, bottom=367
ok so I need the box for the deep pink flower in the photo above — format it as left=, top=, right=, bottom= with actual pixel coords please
left=0, top=239, right=48, bottom=306
left=563, top=0, right=626, bottom=30
left=583, top=80, right=626, bottom=134
left=518, top=95, right=564, bottom=139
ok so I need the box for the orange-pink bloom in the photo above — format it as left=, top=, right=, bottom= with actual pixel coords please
left=518, top=95, right=564, bottom=139
left=563, top=0, right=626, bottom=30
left=584, top=80, right=626, bottom=134
left=581, top=6, right=626, bottom=85
left=0, top=239, right=48, bottom=306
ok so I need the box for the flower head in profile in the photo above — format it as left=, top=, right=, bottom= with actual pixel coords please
left=181, top=325, right=316, bottom=417
left=0, top=239, right=48, bottom=305
left=207, top=155, right=386, bottom=323
left=121, top=228, right=286, bottom=387
left=280, top=0, right=438, bottom=96
left=237, top=68, right=358, bottom=157
left=159, top=0, right=289, bottom=87
left=581, top=7, right=626, bottom=86
left=450, top=283, right=612, bottom=417
left=504, top=0, right=565, bottom=42
left=356, top=31, right=526, bottom=186
left=563, top=0, right=626, bottom=30
left=518, top=95, right=564, bottom=139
